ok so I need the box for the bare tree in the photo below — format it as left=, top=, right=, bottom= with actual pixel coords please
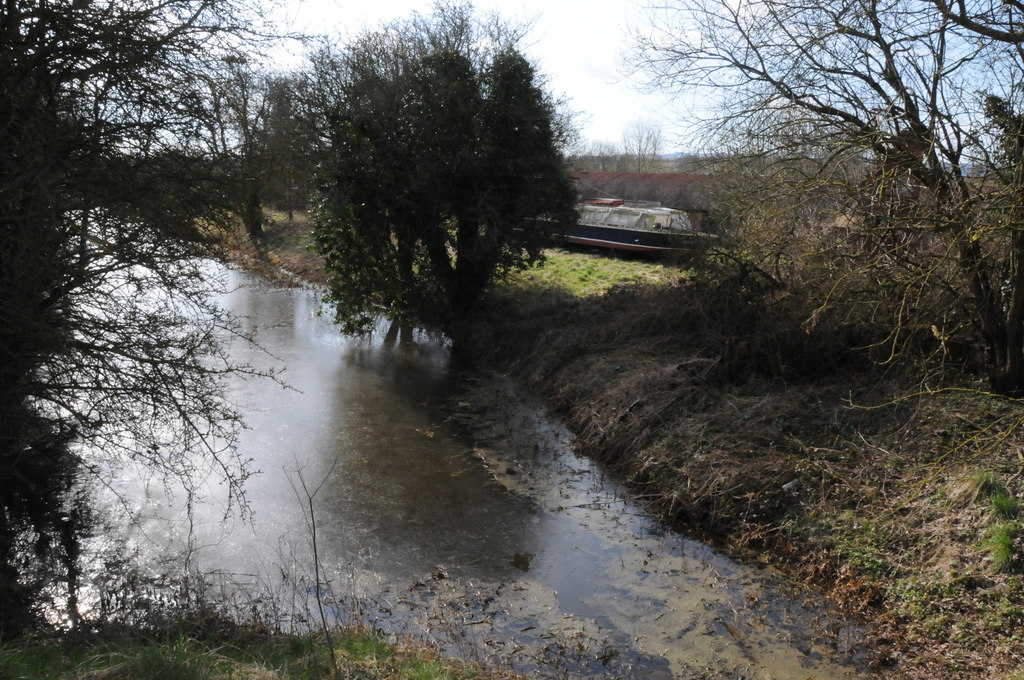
left=204, top=60, right=316, bottom=237
left=209, top=56, right=276, bottom=240
left=263, top=75, right=316, bottom=219
left=569, top=139, right=626, bottom=171
left=633, top=0, right=1024, bottom=393
left=622, top=117, right=663, bottom=172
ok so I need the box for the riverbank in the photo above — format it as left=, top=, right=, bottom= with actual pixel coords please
left=223, top=214, right=1024, bottom=679
left=468, top=273, right=1024, bottom=680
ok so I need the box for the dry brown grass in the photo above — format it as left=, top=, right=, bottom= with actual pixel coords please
left=470, top=277, right=1024, bottom=679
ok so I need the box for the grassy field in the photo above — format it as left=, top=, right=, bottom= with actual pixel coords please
left=503, top=248, right=688, bottom=297
left=222, top=213, right=688, bottom=296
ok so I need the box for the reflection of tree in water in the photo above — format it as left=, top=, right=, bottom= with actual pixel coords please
left=0, top=413, right=85, bottom=633
left=311, top=328, right=541, bottom=584
left=382, top=320, right=414, bottom=346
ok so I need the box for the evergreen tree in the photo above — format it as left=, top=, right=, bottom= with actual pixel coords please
left=313, top=4, right=577, bottom=335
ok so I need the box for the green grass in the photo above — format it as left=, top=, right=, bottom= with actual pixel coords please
left=253, top=212, right=688, bottom=298
left=95, top=638, right=212, bottom=680
left=965, top=471, right=1023, bottom=573
left=972, top=470, right=1010, bottom=503
left=504, top=248, right=687, bottom=297
left=0, top=641, right=68, bottom=680
left=992, top=492, right=1021, bottom=520
left=987, top=522, right=1021, bottom=574
left=0, top=627, right=497, bottom=680
left=262, top=210, right=317, bottom=256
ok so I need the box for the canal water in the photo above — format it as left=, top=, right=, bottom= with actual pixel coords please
left=111, top=265, right=869, bottom=679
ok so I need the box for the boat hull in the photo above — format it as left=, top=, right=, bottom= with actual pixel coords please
left=560, top=223, right=688, bottom=254
left=524, top=203, right=717, bottom=256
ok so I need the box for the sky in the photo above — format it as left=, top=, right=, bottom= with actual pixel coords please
left=274, top=0, right=690, bottom=150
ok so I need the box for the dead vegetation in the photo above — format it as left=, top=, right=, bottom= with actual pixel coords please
left=469, top=273, right=1024, bottom=680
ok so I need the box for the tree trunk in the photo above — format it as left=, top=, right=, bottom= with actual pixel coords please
left=243, top=185, right=263, bottom=241
left=990, top=230, right=1024, bottom=395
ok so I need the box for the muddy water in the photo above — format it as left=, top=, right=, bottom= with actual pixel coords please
left=122, top=266, right=869, bottom=679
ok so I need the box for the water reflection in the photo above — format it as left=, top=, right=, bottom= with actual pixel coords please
left=187, top=272, right=541, bottom=587
left=108, top=265, right=868, bottom=679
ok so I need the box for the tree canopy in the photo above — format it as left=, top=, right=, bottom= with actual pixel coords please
left=0, top=0, right=271, bottom=634
left=633, top=0, right=1024, bottom=394
left=312, top=4, right=578, bottom=335
left=205, top=60, right=317, bottom=238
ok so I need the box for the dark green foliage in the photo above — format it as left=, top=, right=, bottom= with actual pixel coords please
left=313, top=6, right=577, bottom=334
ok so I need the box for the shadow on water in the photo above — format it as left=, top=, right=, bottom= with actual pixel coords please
left=90, top=265, right=871, bottom=679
